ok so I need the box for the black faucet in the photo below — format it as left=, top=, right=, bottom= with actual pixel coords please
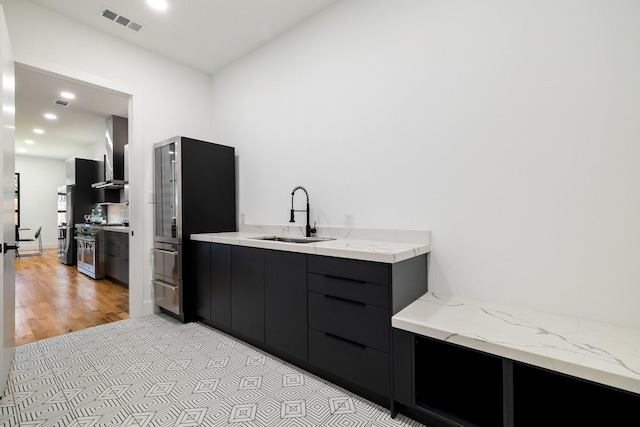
left=290, top=186, right=316, bottom=237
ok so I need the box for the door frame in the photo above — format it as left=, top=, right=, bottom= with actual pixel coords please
left=13, top=57, right=145, bottom=318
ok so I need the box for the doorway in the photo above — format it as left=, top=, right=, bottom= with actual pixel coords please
left=13, top=64, right=132, bottom=344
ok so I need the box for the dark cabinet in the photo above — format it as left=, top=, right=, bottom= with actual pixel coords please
left=193, top=241, right=211, bottom=320
left=231, top=246, right=265, bottom=343
left=307, top=255, right=392, bottom=403
left=104, top=231, right=129, bottom=285
left=190, top=241, right=427, bottom=411
left=265, top=250, right=307, bottom=362
left=211, top=243, right=232, bottom=328
left=193, top=242, right=232, bottom=329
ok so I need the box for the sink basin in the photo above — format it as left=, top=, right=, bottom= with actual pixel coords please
left=251, top=235, right=336, bottom=244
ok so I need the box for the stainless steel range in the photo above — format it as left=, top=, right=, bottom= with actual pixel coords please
left=75, top=224, right=105, bottom=279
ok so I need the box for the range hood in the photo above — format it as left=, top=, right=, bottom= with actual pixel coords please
left=92, top=115, right=128, bottom=189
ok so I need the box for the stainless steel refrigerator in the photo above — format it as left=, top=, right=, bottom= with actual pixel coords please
left=152, top=136, right=236, bottom=322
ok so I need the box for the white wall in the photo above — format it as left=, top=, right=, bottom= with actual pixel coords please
left=14, top=155, right=65, bottom=250
left=2, top=0, right=214, bottom=317
left=211, top=0, right=640, bottom=327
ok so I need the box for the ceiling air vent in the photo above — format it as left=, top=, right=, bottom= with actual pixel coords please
left=54, top=99, right=70, bottom=108
left=101, top=8, right=143, bottom=32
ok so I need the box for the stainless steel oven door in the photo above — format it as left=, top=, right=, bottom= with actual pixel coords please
left=77, top=236, right=96, bottom=276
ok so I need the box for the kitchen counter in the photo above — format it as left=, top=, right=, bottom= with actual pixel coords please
left=392, top=292, right=640, bottom=395
left=92, top=225, right=129, bottom=234
left=191, top=225, right=430, bottom=263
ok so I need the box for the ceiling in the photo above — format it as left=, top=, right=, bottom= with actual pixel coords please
left=16, top=0, right=338, bottom=159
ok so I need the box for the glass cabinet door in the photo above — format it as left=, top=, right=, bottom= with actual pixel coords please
left=154, top=141, right=179, bottom=241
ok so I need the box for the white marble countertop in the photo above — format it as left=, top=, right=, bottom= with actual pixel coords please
left=191, top=224, right=430, bottom=264
left=392, top=292, right=640, bottom=395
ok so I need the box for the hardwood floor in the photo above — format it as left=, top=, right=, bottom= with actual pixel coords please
left=14, top=248, right=129, bottom=345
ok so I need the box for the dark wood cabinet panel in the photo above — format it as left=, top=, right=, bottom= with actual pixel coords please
left=308, top=273, right=389, bottom=309
left=210, top=243, right=232, bottom=328
left=308, top=292, right=389, bottom=352
left=309, top=329, right=390, bottom=398
left=265, top=250, right=307, bottom=362
left=193, top=241, right=211, bottom=321
left=392, top=328, right=414, bottom=408
left=231, top=246, right=265, bottom=343
left=104, top=231, right=128, bottom=285
left=308, top=255, right=390, bottom=286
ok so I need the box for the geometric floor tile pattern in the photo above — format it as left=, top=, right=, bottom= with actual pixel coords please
left=0, top=314, right=426, bottom=426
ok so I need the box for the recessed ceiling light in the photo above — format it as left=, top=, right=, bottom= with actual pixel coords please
left=147, top=0, right=168, bottom=11
left=60, top=91, right=75, bottom=100
left=44, top=113, right=57, bottom=120
left=25, top=139, right=35, bottom=144
left=33, top=128, right=44, bottom=134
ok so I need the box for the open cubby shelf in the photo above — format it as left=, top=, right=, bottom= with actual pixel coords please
left=415, top=335, right=504, bottom=427
left=398, top=331, right=640, bottom=427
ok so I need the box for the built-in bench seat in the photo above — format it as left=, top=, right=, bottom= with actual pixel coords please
left=392, top=292, right=640, bottom=394
left=391, top=292, right=640, bottom=426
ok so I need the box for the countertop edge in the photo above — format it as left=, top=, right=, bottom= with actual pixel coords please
left=191, top=231, right=430, bottom=263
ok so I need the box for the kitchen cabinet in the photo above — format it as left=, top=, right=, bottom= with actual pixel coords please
left=191, top=240, right=427, bottom=410
left=307, top=255, right=393, bottom=403
left=105, top=230, right=129, bottom=285
left=393, top=329, right=640, bottom=427
left=194, top=241, right=232, bottom=327
left=193, top=241, right=211, bottom=321
left=231, top=246, right=265, bottom=344
left=265, top=250, right=307, bottom=363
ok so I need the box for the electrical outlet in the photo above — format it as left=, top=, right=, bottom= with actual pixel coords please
left=345, top=212, right=354, bottom=228
left=240, top=213, right=246, bottom=225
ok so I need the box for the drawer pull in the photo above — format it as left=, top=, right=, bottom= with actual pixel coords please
left=323, top=274, right=366, bottom=285
left=324, top=294, right=366, bottom=306
left=325, top=332, right=367, bottom=349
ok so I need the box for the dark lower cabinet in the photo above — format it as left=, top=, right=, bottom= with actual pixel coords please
left=309, top=329, right=390, bottom=397
left=265, top=250, right=307, bottom=362
left=210, top=243, right=232, bottom=329
left=191, top=241, right=429, bottom=413
left=306, top=253, right=427, bottom=407
left=105, top=231, right=129, bottom=285
left=231, top=246, right=265, bottom=344
left=393, top=329, right=640, bottom=427
left=193, top=242, right=232, bottom=329
left=193, top=241, right=211, bottom=320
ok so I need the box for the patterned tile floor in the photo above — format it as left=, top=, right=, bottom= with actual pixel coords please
left=0, top=314, right=425, bottom=426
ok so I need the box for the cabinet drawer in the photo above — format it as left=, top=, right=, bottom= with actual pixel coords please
left=309, top=328, right=389, bottom=399
left=308, top=273, right=389, bottom=309
left=308, top=255, right=389, bottom=286
left=308, top=292, right=389, bottom=353
left=107, top=240, right=119, bottom=257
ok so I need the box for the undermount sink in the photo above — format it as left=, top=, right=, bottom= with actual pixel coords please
left=251, top=235, right=336, bottom=244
